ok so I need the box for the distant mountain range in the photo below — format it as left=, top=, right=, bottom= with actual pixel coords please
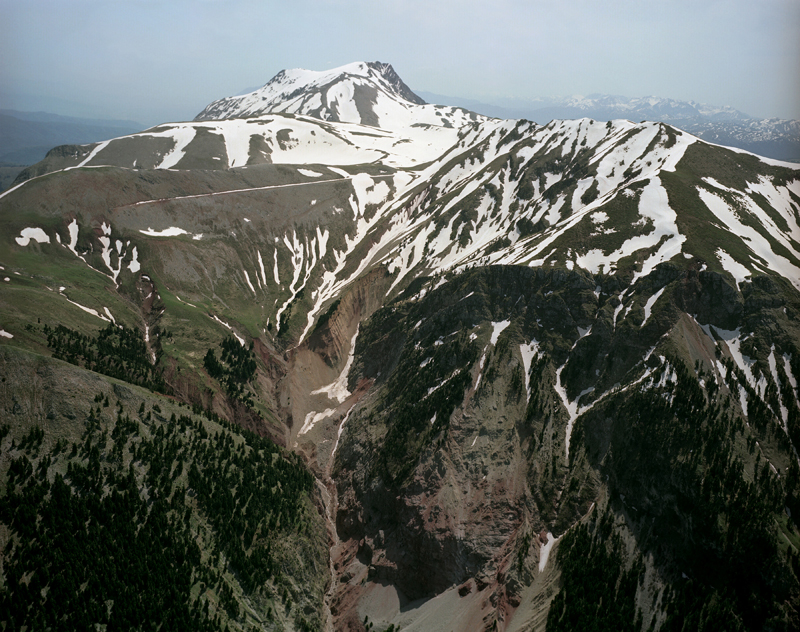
left=417, top=91, right=800, bottom=162
left=0, top=109, right=143, bottom=189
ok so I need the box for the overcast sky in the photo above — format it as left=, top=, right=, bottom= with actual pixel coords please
left=2, top=0, right=798, bottom=126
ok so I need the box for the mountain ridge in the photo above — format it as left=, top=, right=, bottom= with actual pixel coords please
left=416, top=90, right=800, bottom=162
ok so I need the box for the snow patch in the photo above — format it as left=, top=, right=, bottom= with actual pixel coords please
left=312, top=327, right=359, bottom=404
left=210, top=315, right=246, bottom=346
left=298, top=168, right=323, bottom=177
left=15, top=227, right=50, bottom=246
left=140, top=226, right=189, bottom=237
left=715, top=248, right=751, bottom=289
left=519, top=340, right=541, bottom=403
left=641, top=286, right=666, bottom=327
left=490, top=320, right=510, bottom=345
left=257, top=251, right=268, bottom=287
left=243, top=269, right=256, bottom=295
left=299, top=409, right=336, bottom=436
left=128, top=247, right=140, bottom=273
left=539, top=533, right=557, bottom=572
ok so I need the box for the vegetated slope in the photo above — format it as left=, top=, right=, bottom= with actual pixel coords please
left=0, top=345, right=328, bottom=632
left=1, top=61, right=800, bottom=632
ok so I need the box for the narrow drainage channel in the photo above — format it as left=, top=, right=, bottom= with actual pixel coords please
left=318, top=406, right=355, bottom=632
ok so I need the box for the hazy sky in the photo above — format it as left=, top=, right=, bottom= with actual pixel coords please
left=2, top=0, right=798, bottom=126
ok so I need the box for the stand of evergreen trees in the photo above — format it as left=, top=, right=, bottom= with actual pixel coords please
left=0, top=391, right=318, bottom=631
left=45, top=322, right=168, bottom=393
left=204, top=335, right=258, bottom=405
left=548, top=354, right=800, bottom=631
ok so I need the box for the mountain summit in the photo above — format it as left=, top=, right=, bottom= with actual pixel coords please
left=194, top=61, right=472, bottom=129
left=2, top=62, right=800, bottom=632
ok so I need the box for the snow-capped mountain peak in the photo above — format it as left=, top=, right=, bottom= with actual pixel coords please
left=194, top=61, right=481, bottom=130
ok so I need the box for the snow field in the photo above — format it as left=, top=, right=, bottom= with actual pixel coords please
left=697, top=187, right=800, bottom=291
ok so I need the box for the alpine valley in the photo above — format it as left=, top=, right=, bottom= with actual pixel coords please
left=2, top=61, right=800, bottom=632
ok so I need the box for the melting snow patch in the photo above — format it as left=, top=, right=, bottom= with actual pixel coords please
left=299, top=409, right=336, bottom=436
left=273, top=249, right=281, bottom=284
left=641, top=286, right=666, bottom=327
left=128, top=247, right=141, bottom=273
left=739, top=385, right=749, bottom=417
left=210, top=315, right=245, bottom=346
left=783, top=353, right=798, bottom=396
left=613, top=303, right=625, bottom=328
left=715, top=248, right=750, bottom=289
left=490, top=320, right=510, bottom=345
left=312, top=327, right=358, bottom=403
left=257, top=251, right=268, bottom=286
left=62, top=296, right=110, bottom=322
left=15, top=227, right=50, bottom=246
left=298, top=168, right=323, bottom=177
left=519, top=340, right=540, bottom=403
left=699, top=188, right=800, bottom=291
left=243, top=270, right=256, bottom=295
left=140, top=227, right=189, bottom=237
left=350, top=173, right=391, bottom=215
left=539, top=533, right=557, bottom=572
left=712, top=325, right=756, bottom=387
left=768, top=347, right=789, bottom=427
